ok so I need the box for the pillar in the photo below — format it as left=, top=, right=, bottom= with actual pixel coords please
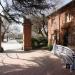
left=23, top=19, right=32, bottom=50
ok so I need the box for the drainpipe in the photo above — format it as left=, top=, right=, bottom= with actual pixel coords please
left=59, top=14, right=60, bottom=44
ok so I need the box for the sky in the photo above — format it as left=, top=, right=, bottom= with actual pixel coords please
left=64, top=0, right=72, bottom=3
left=56, top=0, right=72, bottom=8
left=62, top=0, right=72, bottom=6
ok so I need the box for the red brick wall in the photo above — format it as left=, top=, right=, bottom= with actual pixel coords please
left=48, top=2, right=75, bottom=46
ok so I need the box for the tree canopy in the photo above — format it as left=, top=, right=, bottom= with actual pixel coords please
left=0, top=0, right=63, bottom=23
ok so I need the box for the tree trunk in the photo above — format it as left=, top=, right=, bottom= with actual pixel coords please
left=7, top=35, right=9, bottom=42
left=1, top=32, right=5, bottom=42
left=0, top=20, right=1, bottom=48
left=38, top=28, right=45, bottom=38
left=42, top=14, right=48, bottom=38
left=43, top=26, right=48, bottom=37
left=0, top=17, right=4, bottom=52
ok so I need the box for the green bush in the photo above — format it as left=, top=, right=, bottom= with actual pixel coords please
left=32, top=37, right=48, bottom=49
left=32, top=38, right=39, bottom=49
left=48, top=44, right=53, bottom=51
left=38, top=37, right=48, bottom=47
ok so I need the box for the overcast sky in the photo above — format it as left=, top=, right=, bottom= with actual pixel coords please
left=56, top=0, right=72, bottom=8
left=64, top=0, right=71, bottom=3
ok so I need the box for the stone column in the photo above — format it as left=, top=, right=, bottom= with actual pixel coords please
left=23, top=19, right=32, bottom=50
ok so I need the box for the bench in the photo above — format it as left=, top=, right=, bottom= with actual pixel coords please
left=52, top=43, right=75, bottom=71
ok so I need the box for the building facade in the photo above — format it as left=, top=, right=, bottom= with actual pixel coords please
left=48, top=1, right=75, bottom=46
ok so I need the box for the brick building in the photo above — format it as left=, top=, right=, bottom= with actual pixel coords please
left=48, top=1, right=75, bottom=46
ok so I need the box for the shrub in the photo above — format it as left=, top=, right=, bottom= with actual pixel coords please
left=32, top=37, right=48, bottom=49
left=32, top=38, right=39, bottom=49
left=37, top=37, right=48, bottom=47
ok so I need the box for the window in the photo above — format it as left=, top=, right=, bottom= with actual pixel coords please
left=65, top=13, right=72, bottom=22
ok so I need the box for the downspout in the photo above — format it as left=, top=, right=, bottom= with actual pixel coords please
left=59, top=14, right=60, bottom=44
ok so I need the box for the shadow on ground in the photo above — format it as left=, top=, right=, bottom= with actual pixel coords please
left=3, top=49, right=37, bottom=53
left=0, top=50, right=75, bottom=75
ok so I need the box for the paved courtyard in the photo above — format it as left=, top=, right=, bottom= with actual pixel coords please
left=0, top=50, right=75, bottom=75
left=0, top=40, right=75, bottom=75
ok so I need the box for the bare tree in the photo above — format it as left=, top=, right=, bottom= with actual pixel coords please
left=0, top=0, right=63, bottom=23
left=31, top=14, right=48, bottom=38
left=1, top=17, right=10, bottom=42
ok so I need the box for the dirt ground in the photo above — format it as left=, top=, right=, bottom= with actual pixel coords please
left=0, top=50, right=75, bottom=75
